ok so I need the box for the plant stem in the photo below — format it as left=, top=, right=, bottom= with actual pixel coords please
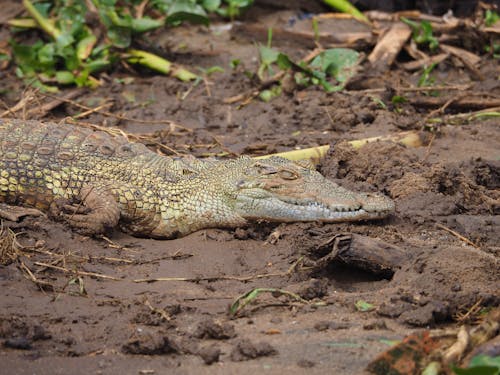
left=126, top=49, right=172, bottom=74
left=23, top=0, right=61, bottom=39
left=322, top=0, right=369, bottom=23
left=127, top=49, right=197, bottom=81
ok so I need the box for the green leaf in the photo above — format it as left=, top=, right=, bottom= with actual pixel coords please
left=37, top=43, right=55, bottom=64
left=277, top=53, right=337, bottom=92
left=10, top=40, right=41, bottom=75
left=276, top=52, right=293, bottom=69
left=230, top=58, right=241, bottom=68
left=166, top=1, right=209, bottom=26
left=485, top=10, right=500, bottom=27
left=401, top=17, right=439, bottom=51
left=202, top=0, right=221, bottom=12
left=452, top=355, right=500, bottom=375
left=85, top=59, right=111, bottom=73
left=321, top=0, right=369, bottom=23
left=258, top=45, right=279, bottom=79
left=391, top=95, right=407, bottom=104
left=203, top=65, right=224, bottom=75
left=55, top=32, right=75, bottom=51
left=259, top=46, right=279, bottom=65
left=469, top=355, right=500, bottom=369
left=217, top=0, right=253, bottom=19
left=107, top=27, right=132, bottom=48
left=355, top=300, right=375, bottom=312
left=418, top=63, right=437, bottom=87
left=310, top=48, right=359, bottom=83
left=76, top=34, right=97, bottom=61
left=259, top=85, right=282, bottom=102
left=55, top=70, right=75, bottom=84
left=453, top=366, right=499, bottom=375
left=131, top=17, right=165, bottom=33
left=33, top=2, right=52, bottom=18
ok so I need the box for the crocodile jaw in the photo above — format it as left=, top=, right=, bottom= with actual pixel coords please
left=235, top=191, right=395, bottom=222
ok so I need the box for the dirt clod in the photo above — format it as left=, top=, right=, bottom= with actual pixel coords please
left=193, top=319, right=236, bottom=340
left=1, top=3, right=499, bottom=373
left=122, top=330, right=178, bottom=355
left=297, top=278, right=329, bottom=300
left=198, top=344, right=221, bottom=365
left=230, top=339, right=278, bottom=361
left=3, top=337, right=32, bottom=350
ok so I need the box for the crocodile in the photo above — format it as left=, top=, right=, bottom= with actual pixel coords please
left=0, top=119, right=395, bottom=238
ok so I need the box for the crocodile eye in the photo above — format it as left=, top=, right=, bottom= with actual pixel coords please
left=251, top=163, right=278, bottom=175
left=279, top=169, right=298, bottom=180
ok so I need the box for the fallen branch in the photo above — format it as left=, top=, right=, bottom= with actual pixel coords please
left=368, top=22, right=412, bottom=69
left=33, top=261, right=121, bottom=280
left=134, top=256, right=304, bottom=283
left=254, top=131, right=423, bottom=162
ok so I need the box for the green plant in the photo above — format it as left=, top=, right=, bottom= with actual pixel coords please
left=401, top=17, right=439, bottom=51
left=9, top=0, right=253, bottom=91
left=485, top=9, right=499, bottom=27
left=418, top=63, right=437, bottom=87
left=256, top=38, right=359, bottom=100
left=321, top=0, right=368, bottom=23
left=453, top=354, right=500, bottom=375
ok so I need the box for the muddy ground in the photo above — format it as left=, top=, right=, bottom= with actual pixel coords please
left=0, top=2, right=499, bottom=374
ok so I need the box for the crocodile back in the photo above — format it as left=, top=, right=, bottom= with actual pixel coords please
left=0, top=119, right=155, bottom=209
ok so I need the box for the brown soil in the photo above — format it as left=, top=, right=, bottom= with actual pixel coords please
left=0, top=3, right=499, bottom=374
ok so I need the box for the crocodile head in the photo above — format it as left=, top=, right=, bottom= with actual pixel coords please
left=215, top=156, right=395, bottom=223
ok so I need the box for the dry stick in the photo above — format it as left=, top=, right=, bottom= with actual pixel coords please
left=202, top=76, right=213, bottom=97
left=25, top=246, right=134, bottom=264
left=0, top=90, right=38, bottom=117
left=423, top=94, right=465, bottom=123
left=144, top=299, right=171, bottom=321
left=413, top=96, right=500, bottom=110
left=455, top=298, right=484, bottom=323
left=19, top=261, right=55, bottom=290
left=421, top=132, right=436, bottom=163
left=73, top=101, right=114, bottom=119
left=100, top=235, right=138, bottom=253
left=134, top=273, right=281, bottom=283
left=358, top=84, right=471, bottom=94
left=39, top=92, right=192, bottom=132
left=323, top=106, right=335, bottom=127
left=66, top=119, right=181, bottom=155
left=34, top=261, right=121, bottom=280
left=436, top=223, right=480, bottom=249
left=134, top=256, right=304, bottom=283
left=26, top=88, right=86, bottom=118
left=445, top=106, right=500, bottom=120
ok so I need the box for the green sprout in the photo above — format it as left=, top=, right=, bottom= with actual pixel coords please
left=402, top=17, right=439, bottom=51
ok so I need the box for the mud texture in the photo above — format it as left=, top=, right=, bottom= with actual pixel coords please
left=0, top=2, right=499, bottom=374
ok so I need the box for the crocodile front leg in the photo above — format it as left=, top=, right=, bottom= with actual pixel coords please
left=58, top=185, right=120, bottom=235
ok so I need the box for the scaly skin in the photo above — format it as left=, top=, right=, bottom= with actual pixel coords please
left=0, top=119, right=395, bottom=238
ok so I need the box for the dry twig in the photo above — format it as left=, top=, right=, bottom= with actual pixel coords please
left=134, top=256, right=304, bottom=283
left=33, top=261, right=121, bottom=280
left=436, top=223, right=480, bottom=249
